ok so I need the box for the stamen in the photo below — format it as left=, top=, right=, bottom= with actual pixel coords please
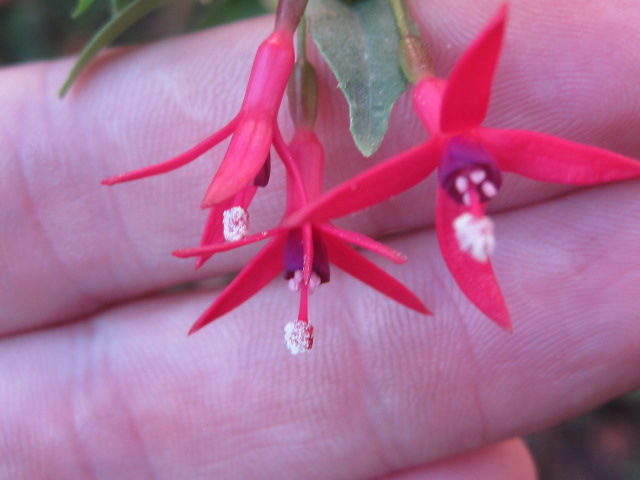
left=308, top=272, right=322, bottom=294
left=481, top=181, right=497, bottom=198
left=288, top=270, right=322, bottom=294
left=284, top=320, right=314, bottom=355
left=222, top=206, right=249, bottom=241
left=288, top=270, right=304, bottom=292
left=469, top=169, right=486, bottom=184
left=438, top=136, right=503, bottom=205
left=455, top=175, right=469, bottom=194
left=453, top=213, right=495, bottom=262
left=462, top=192, right=471, bottom=206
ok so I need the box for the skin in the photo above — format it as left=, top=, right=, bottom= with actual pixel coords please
left=1, top=0, right=639, bottom=478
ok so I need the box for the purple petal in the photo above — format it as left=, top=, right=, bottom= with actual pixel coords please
left=252, top=153, right=271, bottom=187
left=438, top=136, right=502, bottom=204
left=283, top=228, right=330, bottom=283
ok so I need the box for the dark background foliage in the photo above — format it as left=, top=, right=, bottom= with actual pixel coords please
left=1, top=1, right=638, bottom=478
left=0, top=0, right=269, bottom=65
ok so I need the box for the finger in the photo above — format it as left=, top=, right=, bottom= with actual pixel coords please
left=1, top=181, right=639, bottom=478
left=375, top=438, right=536, bottom=480
left=1, top=1, right=639, bottom=332
left=0, top=20, right=277, bottom=334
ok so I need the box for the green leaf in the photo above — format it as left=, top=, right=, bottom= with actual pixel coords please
left=307, top=0, right=406, bottom=156
left=72, top=0, right=98, bottom=18
left=60, top=0, right=176, bottom=98
left=111, top=0, right=134, bottom=15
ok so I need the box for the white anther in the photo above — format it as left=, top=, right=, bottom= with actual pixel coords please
left=462, top=192, right=471, bottom=206
left=453, top=213, right=495, bottom=263
left=222, top=206, right=249, bottom=242
left=469, top=169, right=487, bottom=185
left=481, top=181, right=498, bottom=198
left=308, top=273, right=322, bottom=294
left=284, top=321, right=314, bottom=355
left=288, top=271, right=322, bottom=294
left=455, top=176, right=469, bottom=194
left=288, top=271, right=304, bottom=292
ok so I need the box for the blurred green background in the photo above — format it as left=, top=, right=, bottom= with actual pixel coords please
left=1, top=1, right=639, bottom=478
left=0, top=0, right=272, bottom=65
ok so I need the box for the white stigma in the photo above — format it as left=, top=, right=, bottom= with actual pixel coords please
left=453, top=213, right=495, bottom=263
left=288, top=270, right=322, bottom=294
left=284, top=321, right=314, bottom=355
left=222, top=206, right=249, bottom=242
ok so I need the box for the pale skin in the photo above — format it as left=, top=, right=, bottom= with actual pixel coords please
left=1, top=0, right=639, bottom=478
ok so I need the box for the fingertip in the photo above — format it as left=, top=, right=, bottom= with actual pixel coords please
left=377, top=438, right=537, bottom=480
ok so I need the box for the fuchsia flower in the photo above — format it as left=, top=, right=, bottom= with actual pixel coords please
left=102, top=9, right=301, bottom=255
left=286, top=4, right=640, bottom=330
left=174, top=128, right=430, bottom=354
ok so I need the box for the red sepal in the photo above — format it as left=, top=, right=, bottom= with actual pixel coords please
left=480, top=127, right=640, bottom=184
left=202, top=114, right=273, bottom=207
left=440, top=5, right=508, bottom=134
left=435, top=188, right=511, bottom=330
left=101, top=115, right=239, bottom=186
left=188, top=235, right=286, bottom=334
left=286, top=140, right=441, bottom=226
left=318, top=222, right=407, bottom=265
left=324, top=234, right=431, bottom=315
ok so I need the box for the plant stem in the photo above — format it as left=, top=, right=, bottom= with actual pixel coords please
left=390, top=0, right=416, bottom=38
left=390, top=0, right=434, bottom=83
left=288, top=16, right=318, bottom=128
left=297, top=15, right=307, bottom=61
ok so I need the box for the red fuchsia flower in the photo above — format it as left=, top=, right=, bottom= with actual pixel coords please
left=286, top=4, right=640, bottom=331
left=102, top=1, right=308, bottom=255
left=174, top=128, right=431, bottom=354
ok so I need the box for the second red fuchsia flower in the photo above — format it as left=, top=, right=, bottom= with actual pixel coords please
left=174, top=128, right=430, bottom=354
left=287, top=4, right=640, bottom=330
left=174, top=44, right=430, bottom=354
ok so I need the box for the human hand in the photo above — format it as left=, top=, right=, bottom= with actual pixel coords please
left=0, top=1, right=638, bottom=478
